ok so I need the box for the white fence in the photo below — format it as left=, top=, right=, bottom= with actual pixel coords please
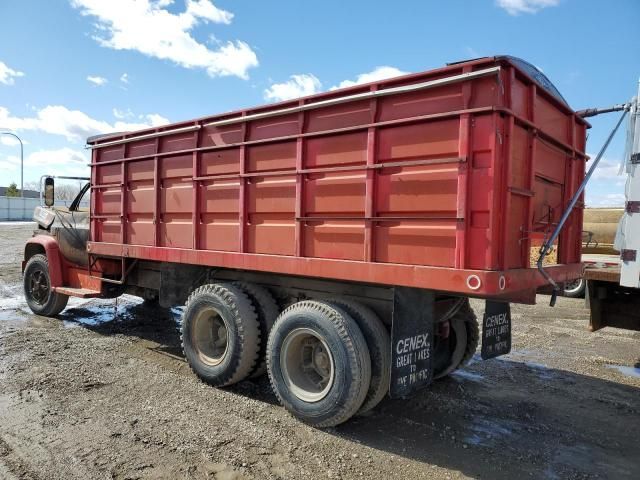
left=0, top=196, right=89, bottom=221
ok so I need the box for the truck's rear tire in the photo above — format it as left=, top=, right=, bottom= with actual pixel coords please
left=234, top=282, right=279, bottom=378
left=433, top=300, right=479, bottom=379
left=181, top=283, right=260, bottom=387
left=23, top=254, right=69, bottom=317
left=326, top=298, right=390, bottom=414
left=563, top=277, right=586, bottom=298
left=267, top=300, right=371, bottom=428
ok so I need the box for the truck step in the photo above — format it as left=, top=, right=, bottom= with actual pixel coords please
left=53, top=286, right=102, bottom=298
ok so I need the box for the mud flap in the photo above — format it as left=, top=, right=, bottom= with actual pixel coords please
left=481, top=301, right=511, bottom=359
left=389, top=287, right=434, bottom=399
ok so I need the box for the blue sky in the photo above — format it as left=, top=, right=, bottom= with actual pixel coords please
left=0, top=0, right=638, bottom=205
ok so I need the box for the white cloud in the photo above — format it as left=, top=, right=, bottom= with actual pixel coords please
left=591, top=159, right=623, bottom=180
left=112, top=107, right=133, bottom=119
left=120, top=72, right=129, bottom=84
left=496, top=0, right=560, bottom=15
left=331, top=66, right=408, bottom=90
left=263, top=66, right=409, bottom=102
left=264, top=74, right=322, bottom=102
left=71, top=0, right=258, bottom=79
left=0, top=61, right=25, bottom=86
left=0, top=135, right=22, bottom=147
left=585, top=192, right=625, bottom=208
left=0, top=105, right=170, bottom=142
left=0, top=148, right=89, bottom=179
left=87, top=75, right=108, bottom=86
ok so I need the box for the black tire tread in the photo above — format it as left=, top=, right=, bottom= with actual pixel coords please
left=267, top=300, right=371, bottom=428
left=459, top=301, right=480, bottom=368
left=326, top=298, right=390, bottom=414
left=23, top=254, right=69, bottom=317
left=181, top=283, right=260, bottom=387
left=233, top=282, right=279, bottom=378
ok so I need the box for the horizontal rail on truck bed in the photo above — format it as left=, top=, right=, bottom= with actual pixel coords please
left=88, top=106, right=586, bottom=168
left=87, top=67, right=501, bottom=149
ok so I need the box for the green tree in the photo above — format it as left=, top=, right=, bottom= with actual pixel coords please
left=5, top=182, right=19, bottom=197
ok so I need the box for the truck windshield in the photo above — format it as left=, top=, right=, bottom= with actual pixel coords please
left=70, top=182, right=91, bottom=211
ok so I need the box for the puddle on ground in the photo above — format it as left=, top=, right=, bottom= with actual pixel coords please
left=451, top=369, right=485, bottom=383
left=60, top=295, right=144, bottom=328
left=606, top=364, right=640, bottom=379
left=464, top=417, right=514, bottom=447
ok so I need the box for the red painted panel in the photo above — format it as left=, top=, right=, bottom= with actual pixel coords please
left=97, top=146, right=122, bottom=163
left=126, top=159, right=155, bottom=245
left=378, top=84, right=464, bottom=122
left=304, top=172, right=366, bottom=215
left=305, top=132, right=367, bottom=168
left=532, top=177, right=563, bottom=230
left=248, top=114, right=299, bottom=141
left=376, top=165, right=458, bottom=214
left=377, top=120, right=459, bottom=161
left=200, top=213, right=239, bottom=252
left=303, top=221, right=365, bottom=260
left=95, top=187, right=120, bottom=214
left=511, top=77, right=529, bottom=120
left=96, top=163, right=121, bottom=184
left=200, top=149, right=240, bottom=176
left=247, top=213, right=295, bottom=255
left=247, top=141, right=296, bottom=172
left=535, top=140, right=566, bottom=184
left=247, top=175, right=296, bottom=213
left=128, top=140, right=156, bottom=158
left=535, top=95, right=569, bottom=143
left=306, top=100, right=372, bottom=133
left=247, top=175, right=296, bottom=255
left=201, top=124, right=243, bottom=147
left=159, top=132, right=194, bottom=153
left=510, top=125, right=529, bottom=189
left=505, top=195, right=527, bottom=268
left=375, top=221, right=456, bottom=267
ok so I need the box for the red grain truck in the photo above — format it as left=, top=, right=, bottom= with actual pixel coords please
left=22, top=56, right=588, bottom=427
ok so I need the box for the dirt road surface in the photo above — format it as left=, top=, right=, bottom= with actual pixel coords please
left=1, top=222, right=639, bottom=479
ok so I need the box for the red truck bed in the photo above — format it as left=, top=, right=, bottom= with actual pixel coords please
left=87, top=56, right=588, bottom=303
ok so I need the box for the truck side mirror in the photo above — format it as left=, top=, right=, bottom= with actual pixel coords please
left=44, top=177, right=55, bottom=207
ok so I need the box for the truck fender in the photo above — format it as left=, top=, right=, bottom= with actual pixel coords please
left=23, top=236, right=64, bottom=288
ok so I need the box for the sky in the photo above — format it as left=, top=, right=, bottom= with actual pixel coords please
left=0, top=0, right=638, bottom=206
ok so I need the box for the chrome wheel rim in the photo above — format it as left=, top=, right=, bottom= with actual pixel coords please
left=280, top=328, right=335, bottom=403
left=192, top=307, right=228, bottom=366
left=564, top=278, right=584, bottom=294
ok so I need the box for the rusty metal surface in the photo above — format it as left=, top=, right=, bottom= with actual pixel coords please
left=87, top=57, right=588, bottom=303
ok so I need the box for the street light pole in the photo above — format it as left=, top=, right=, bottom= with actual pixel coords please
left=0, top=131, right=24, bottom=197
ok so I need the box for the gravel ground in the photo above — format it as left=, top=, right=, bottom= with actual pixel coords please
left=1, top=223, right=639, bottom=480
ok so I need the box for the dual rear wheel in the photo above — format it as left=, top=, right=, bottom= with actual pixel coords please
left=181, top=284, right=478, bottom=427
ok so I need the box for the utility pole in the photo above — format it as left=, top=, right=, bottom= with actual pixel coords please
left=0, top=130, right=24, bottom=197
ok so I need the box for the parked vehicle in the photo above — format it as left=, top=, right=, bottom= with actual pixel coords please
left=562, top=208, right=623, bottom=298
left=581, top=87, right=640, bottom=332
left=22, top=56, right=588, bottom=426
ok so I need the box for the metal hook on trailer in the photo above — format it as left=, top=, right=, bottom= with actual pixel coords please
left=537, top=105, right=631, bottom=306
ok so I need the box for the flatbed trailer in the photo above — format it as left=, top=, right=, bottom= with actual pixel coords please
left=22, top=56, right=588, bottom=427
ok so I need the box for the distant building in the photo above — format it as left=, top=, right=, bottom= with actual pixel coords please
left=0, top=187, right=40, bottom=198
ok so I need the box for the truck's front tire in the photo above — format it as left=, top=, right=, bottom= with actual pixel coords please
left=181, top=283, right=260, bottom=387
left=267, top=300, right=371, bottom=428
left=23, top=254, right=69, bottom=317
